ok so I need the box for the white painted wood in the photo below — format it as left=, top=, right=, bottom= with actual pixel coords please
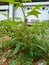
left=0, top=5, right=8, bottom=10
left=0, top=2, right=49, bottom=22
left=14, top=2, right=49, bottom=22
left=0, top=5, right=9, bottom=21
left=14, top=7, right=25, bottom=22
left=0, top=11, right=8, bottom=20
left=23, top=2, right=49, bottom=6
left=9, top=4, right=14, bottom=20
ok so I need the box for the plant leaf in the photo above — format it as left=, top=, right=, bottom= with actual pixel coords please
left=28, top=10, right=41, bottom=18
left=12, top=42, right=21, bottom=56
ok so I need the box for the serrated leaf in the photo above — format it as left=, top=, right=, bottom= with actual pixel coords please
left=28, top=10, right=41, bottom=18
left=32, top=44, right=47, bottom=53
left=33, top=5, right=42, bottom=10
left=10, top=60, right=16, bottom=65
left=10, top=60, right=21, bottom=65
left=12, top=43, right=21, bottom=56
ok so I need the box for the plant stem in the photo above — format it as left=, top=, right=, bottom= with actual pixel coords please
left=21, top=4, right=27, bottom=23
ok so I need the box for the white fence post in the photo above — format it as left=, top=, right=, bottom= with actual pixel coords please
left=9, top=4, right=14, bottom=21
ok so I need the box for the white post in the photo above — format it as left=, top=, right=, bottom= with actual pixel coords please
left=9, top=4, right=14, bottom=20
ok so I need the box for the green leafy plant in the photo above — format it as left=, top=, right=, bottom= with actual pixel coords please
left=0, top=21, right=49, bottom=65
left=0, top=0, right=49, bottom=65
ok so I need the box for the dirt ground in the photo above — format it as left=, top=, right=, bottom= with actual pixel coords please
left=0, top=57, right=12, bottom=65
left=0, top=52, right=12, bottom=65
